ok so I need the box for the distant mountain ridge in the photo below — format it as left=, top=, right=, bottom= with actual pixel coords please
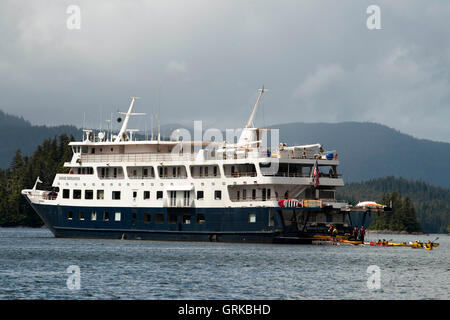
left=0, top=110, right=80, bottom=169
left=272, top=121, right=450, bottom=188
left=1, top=111, right=450, bottom=190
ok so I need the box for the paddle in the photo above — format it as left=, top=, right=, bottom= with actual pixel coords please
left=428, top=237, right=439, bottom=248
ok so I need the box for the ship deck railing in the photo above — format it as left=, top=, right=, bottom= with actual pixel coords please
left=81, top=153, right=195, bottom=163
left=23, top=191, right=57, bottom=201
left=98, top=174, right=125, bottom=179
left=225, top=171, right=258, bottom=178
left=128, top=175, right=156, bottom=179
left=190, top=174, right=220, bottom=179
left=79, top=151, right=339, bottom=163
left=228, top=196, right=340, bottom=203
left=229, top=195, right=277, bottom=202
left=261, top=172, right=343, bottom=178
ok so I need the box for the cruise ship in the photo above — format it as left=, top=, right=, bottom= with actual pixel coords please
left=22, top=88, right=371, bottom=243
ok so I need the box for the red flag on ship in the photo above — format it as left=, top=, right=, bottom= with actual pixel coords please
left=313, top=160, right=319, bottom=187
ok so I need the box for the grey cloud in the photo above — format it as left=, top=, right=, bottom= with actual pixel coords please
left=0, top=0, right=449, bottom=142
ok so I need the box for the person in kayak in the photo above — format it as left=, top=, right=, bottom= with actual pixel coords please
left=328, top=224, right=334, bottom=236
left=332, top=226, right=338, bottom=238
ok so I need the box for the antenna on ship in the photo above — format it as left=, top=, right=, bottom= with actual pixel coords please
left=156, top=85, right=162, bottom=151
left=150, top=113, right=154, bottom=141
left=157, top=101, right=161, bottom=144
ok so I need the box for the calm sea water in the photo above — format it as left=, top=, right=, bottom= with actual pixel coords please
left=0, top=228, right=448, bottom=300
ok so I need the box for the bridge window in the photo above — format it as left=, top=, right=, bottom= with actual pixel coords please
left=144, top=191, right=150, bottom=200
left=114, top=212, right=121, bottom=221
left=248, top=213, right=256, bottom=223
left=197, top=191, right=204, bottom=200
left=102, top=212, right=109, bottom=221
left=157, top=191, right=163, bottom=199
left=90, top=211, right=97, bottom=221
left=214, top=190, right=221, bottom=200
left=67, top=211, right=73, bottom=220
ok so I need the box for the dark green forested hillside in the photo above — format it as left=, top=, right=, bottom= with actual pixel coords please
left=0, top=110, right=80, bottom=169
left=368, top=192, right=422, bottom=233
left=0, top=135, right=74, bottom=226
left=337, top=177, right=450, bottom=233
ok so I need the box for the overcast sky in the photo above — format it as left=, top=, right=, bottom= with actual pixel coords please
left=1, top=0, right=449, bottom=142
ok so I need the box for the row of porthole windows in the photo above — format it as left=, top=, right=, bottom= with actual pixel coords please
left=62, top=189, right=223, bottom=201
left=66, top=211, right=121, bottom=222
left=66, top=211, right=257, bottom=224
left=66, top=211, right=207, bottom=224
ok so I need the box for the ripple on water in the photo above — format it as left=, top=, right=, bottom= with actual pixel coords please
left=0, top=228, right=449, bottom=299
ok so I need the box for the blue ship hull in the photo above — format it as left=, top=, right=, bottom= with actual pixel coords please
left=27, top=200, right=348, bottom=244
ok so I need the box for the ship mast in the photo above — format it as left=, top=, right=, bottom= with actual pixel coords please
left=245, top=85, right=265, bottom=128
left=114, top=97, right=145, bottom=142
left=237, top=86, right=266, bottom=146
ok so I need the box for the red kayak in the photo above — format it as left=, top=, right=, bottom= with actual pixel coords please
left=369, top=242, right=393, bottom=247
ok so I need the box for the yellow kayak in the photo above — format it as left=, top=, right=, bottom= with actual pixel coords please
left=388, top=242, right=408, bottom=247
left=409, top=242, right=439, bottom=249
left=313, top=234, right=346, bottom=239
